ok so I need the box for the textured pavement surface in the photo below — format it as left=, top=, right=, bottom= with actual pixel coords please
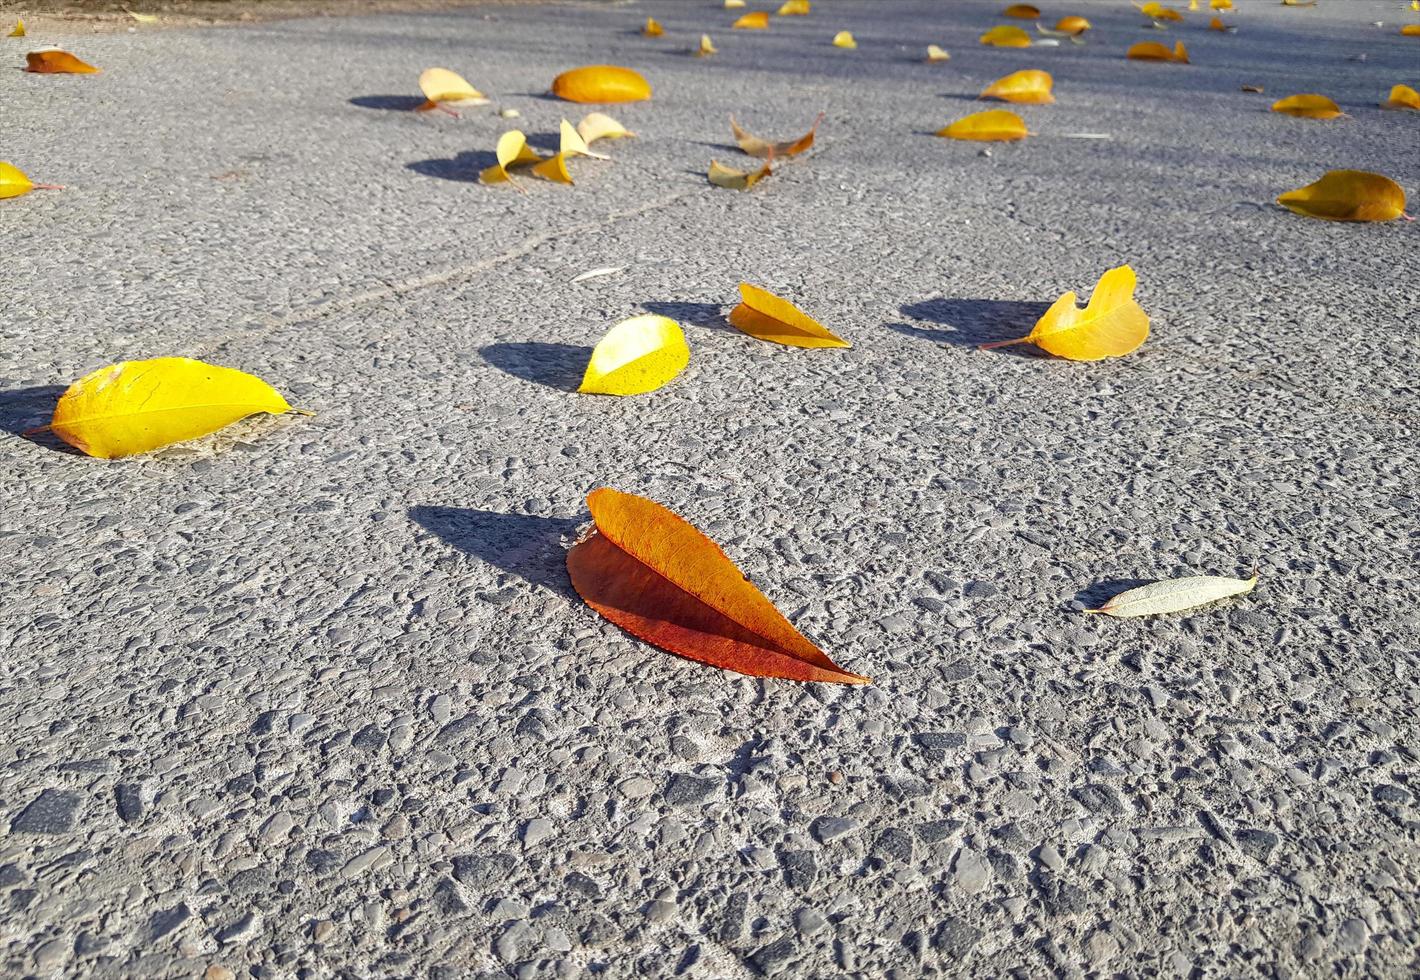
left=2, top=0, right=1419, bottom=977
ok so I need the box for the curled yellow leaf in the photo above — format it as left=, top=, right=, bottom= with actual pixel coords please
left=728, top=284, right=849, bottom=348
left=417, top=67, right=489, bottom=112
left=936, top=109, right=1029, bottom=142
left=8, top=18, right=24, bottom=36
left=643, top=17, right=663, bottom=37
left=579, top=315, right=690, bottom=396
left=49, top=357, right=296, bottom=459
left=980, top=69, right=1054, bottom=104
left=1054, top=15, right=1091, bottom=34
left=1003, top=4, right=1041, bottom=18
left=778, top=0, right=811, bottom=14
left=1276, top=170, right=1407, bottom=222
left=925, top=44, right=951, bottom=62
left=832, top=31, right=857, bottom=49
left=733, top=11, right=770, bottom=29
left=577, top=112, right=635, bottom=145
left=982, top=266, right=1149, bottom=361
left=1211, top=0, right=1233, bottom=8
left=1270, top=93, right=1342, bottom=119
left=559, top=119, right=607, bottom=160
left=730, top=113, right=821, bottom=158
left=0, top=161, right=61, bottom=200
left=551, top=65, right=651, bottom=103
left=1137, top=2, right=1183, bottom=20
left=725, top=0, right=746, bottom=7
left=980, top=25, right=1032, bottom=47
left=1402, top=25, right=1420, bottom=36
left=25, top=48, right=100, bottom=74
left=1384, top=83, right=1420, bottom=110
left=479, top=130, right=542, bottom=186
left=532, top=152, right=574, bottom=185
left=1127, top=40, right=1188, bottom=62
left=708, top=157, right=772, bottom=190
left=697, top=34, right=718, bottom=56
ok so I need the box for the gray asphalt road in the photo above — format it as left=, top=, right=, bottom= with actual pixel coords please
left=2, top=0, right=1418, bottom=977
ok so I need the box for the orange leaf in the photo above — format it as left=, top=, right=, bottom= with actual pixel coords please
left=1127, top=40, right=1188, bottom=62
left=25, top=48, right=100, bottom=74
left=708, top=156, right=773, bottom=190
left=727, top=283, right=850, bottom=348
left=730, top=113, right=822, bottom=158
left=1402, top=24, right=1420, bottom=36
left=567, top=488, right=869, bottom=685
left=980, top=69, right=1055, bottom=104
left=733, top=11, right=771, bottom=29
left=1054, top=16, right=1092, bottom=34
left=936, top=109, right=1029, bottom=142
left=980, top=24, right=1032, bottom=47
left=551, top=65, right=651, bottom=103
left=1384, top=83, right=1420, bottom=110
left=1003, top=4, right=1041, bottom=18
left=982, top=265, right=1150, bottom=360
left=642, top=17, right=663, bottom=37
left=1277, top=170, right=1407, bottom=222
left=1270, top=93, right=1342, bottom=119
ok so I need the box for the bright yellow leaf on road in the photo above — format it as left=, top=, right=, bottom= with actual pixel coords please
left=697, top=34, right=718, bottom=56
left=926, top=44, right=951, bottom=62
left=980, top=25, right=1032, bottom=46
left=479, top=130, right=541, bottom=185
left=1402, top=25, right=1420, bottom=36
left=1383, top=83, right=1420, bottom=110
left=832, top=31, right=857, bottom=48
left=532, top=153, right=574, bottom=184
left=1277, top=170, right=1407, bottom=222
left=725, top=0, right=746, bottom=7
left=577, top=112, right=635, bottom=144
left=708, top=157, right=772, bottom=190
left=50, top=357, right=296, bottom=459
left=1003, top=4, right=1041, bottom=18
left=643, top=17, right=663, bottom=37
left=1137, top=2, right=1183, bottom=21
left=936, top=109, right=1029, bottom=142
left=8, top=18, right=24, bottom=36
left=733, top=11, right=770, bottom=29
left=0, top=161, right=59, bottom=200
left=1211, top=0, right=1232, bottom=9
left=551, top=65, right=652, bottom=103
left=1128, top=40, right=1189, bottom=62
left=580, top=316, right=690, bottom=396
left=417, top=68, right=489, bottom=112
left=25, top=48, right=100, bottom=73
left=778, top=0, right=811, bottom=14
left=729, top=284, right=850, bottom=348
left=1054, top=16, right=1091, bottom=34
left=981, top=69, right=1055, bottom=104
left=1271, top=93, right=1342, bottom=119
left=982, top=266, right=1149, bottom=361
left=731, top=114, right=821, bottom=158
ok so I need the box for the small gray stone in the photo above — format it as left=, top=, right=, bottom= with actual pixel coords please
left=916, top=819, right=964, bottom=844
left=1233, top=828, right=1280, bottom=863
left=147, top=903, right=191, bottom=941
left=1072, top=784, right=1126, bottom=816
left=810, top=816, right=859, bottom=844
left=10, top=789, right=83, bottom=834
left=115, top=784, right=143, bottom=824
left=782, top=850, right=817, bottom=890
left=932, top=916, right=982, bottom=957
left=952, top=848, right=992, bottom=894
left=215, top=912, right=261, bottom=944
left=664, top=774, right=720, bottom=806
left=914, top=732, right=966, bottom=752
left=1372, top=784, right=1411, bottom=804
left=794, top=907, right=827, bottom=936
left=522, top=818, right=555, bottom=847
left=747, top=934, right=798, bottom=976
left=873, top=827, right=915, bottom=863
left=351, top=723, right=388, bottom=752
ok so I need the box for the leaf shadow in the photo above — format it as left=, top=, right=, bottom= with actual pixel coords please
left=406, top=150, right=499, bottom=183
left=688, top=140, right=742, bottom=153
left=894, top=298, right=1053, bottom=355
left=480, top=342, right=590, bottom=392
left=0, top=385, right=78, bottom=453
left=409, top=506, right=580, bottom=599
left=640, top=301, right=732, bottom=332
left=1071, top=578, right=1153, bottom=610
left=350, top=95, right=426, bottom=111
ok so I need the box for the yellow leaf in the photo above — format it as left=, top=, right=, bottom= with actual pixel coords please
left=1270, top=93, right=1343, bottom=119
left=479, top=130, right=542, bottom=186
left=125, top=8, right=160, bottom=23
left=0, top=160, right=36, bottom=200
left=1209, top=15, right=1229, bottom=30
left=643, top=17, right=663, bottom=37
left=730, top=113, right=821, bottom=158
left=1127, top=40, right=1188, bottom=62
left=1002, top=4, right=1041, bottom=18
left=982, top=266, right=1149, bottom=361
left=25, top=48, right=101, bottom=74
left=729, top=284, right=849, bottom=348
left=980, top=25, right=1032, bottom=47
left=49, top=357, right=295, bottom=459
left=551, top=65, right=652, bottom=103
left=1402, top=25, right=1420, bottom=36
left=1384, top=83, right=1420, bottom=110
left=579, top=315, right=690, bottom=395
left=980, top=69, right=1055, bottom=104
left=832, top=31, right=857, bottom=49
left=1280, top=0, right=1316, bottom=5
left=1211, top=0, right=1232, bottom=9
left=733, top=12, right=770, bottom=29
left=1277, top=170, right=1408, bottom=222
left=708, top=157, right=772, bottom=190
left=725, top=0, right=747, bottom=7
left=532, top=152, right=575, bottom=185
left=1189, top=0, right=1199, bottom=7
left=1137, top=2, right=1183, bottom=20
left=8, top=18, right=24, bottom=36
left=560, top=119, right=608, bottom=160
left=417, top=67, right=489, bottom=111
left=577, top=112, right=636, bottom=144
left=925, top=44, right=951, bottom=62
left=1087, top=573, right=1256, bottom=617
left=936, top=109, right=1030, bottom=142
left=697, top=34, right=718, bottom=56
left=778, top=0, right=811, bottom=14
left=1054, top=16, right=1092, bottom=35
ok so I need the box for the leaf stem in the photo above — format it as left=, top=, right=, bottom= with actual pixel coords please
left=978, top=335, right=1030, bottom=350
left=32, top=183, right=64, bottom=191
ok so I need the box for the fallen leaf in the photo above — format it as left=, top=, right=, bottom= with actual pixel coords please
left=832, top=31, right=857, bottom=48
left=0, top=161, right=63, bottom=200
left=936, top=109, right=1030, bottom=142
left=697, top=34, right=718, bottom=56
left=1137, top=2, right=1183, bottom=21
left=778, top=0, right=811, bottom=14
left=1086, top=573, right=1257, bottom=617
left=980, top=25, right=1032, bottom=46
left=1241, top=84, right=1264, bottom=93
left=417, top=67, right=489, bottom=113
left=643, top=17, right=663, bottom=37
left=1189, top=0, right=1199, bottom=7
left=725, top=0, right=746, bottom=7
left=577, top=112, right=636, bottom=144
left=125, top=8, right=160, bottom=23
left=531, top=152, right=574, bottom=185
left=731, top=113, right=822, bottom=158
left=733, top=11, right=771, bottom=29
left=1211, top=0, right=1233, bottom=9
left=559, top=119, right=608, bottom=160
left=980, top=69, right=1055, bottom=104
left=48, top=357, right=297, bottom=459
left=1054, top=15, right=1092, bottom=34
left=499, top=107, right=521, bottom=118
left=728, top=283, right=849, bottom=348
left=1402, top=25, right=1420, bottom=36
left=1271, top=93, right=1343, bottom=119
left=552, top=65, right=652, bottom=103
left=1277, top=169, right=1408, bottom=222
left=708, top=156, right=772, bottom=190
left=981, top=265, right=1149, bottom=360
left=1210, top=16, right=1231, bottom=30
left=579, top=315, right=689, bottom=395
left=1003, top=3, right=1042, bottom=18
left=1127, top=40, right=1189, bottom=62
left=926, top=44, right=951, bottom=62
left=1280, top=0, right=1316, bottom=5
left=479, top=130, right=541, bottom=186
left=1384, top=83, right=1420, bottom=109
left=1059, top=132, right=1113, bottom=139
left=570, top=266, right=625, bottom=284
left=25, top=48, right=101, bottom=74
left=567, top=488, right=869, bottom=684
left=8, top=18, right=24, bottom=36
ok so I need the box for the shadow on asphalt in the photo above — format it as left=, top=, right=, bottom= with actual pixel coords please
left=0, top=385, right=76, bottom=453
left=1070, top=578, right=1154, bottom=611
left=349, top=95, right=426, bottom=111
left=892, top=298, right=1052, bottom=353
left=480, top=342, right=590, bottom=391
left=406, top=150, right=499, bottom=182
left=640, top=301, right=732, bottom=331
left=410, top=506, right=581, bottom=598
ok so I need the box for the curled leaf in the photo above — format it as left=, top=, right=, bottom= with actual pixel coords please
left=733, top=11, right=770, bottom=29
left=778, top=0, right=811, bottom=14
left=579, top=315, right=689, bottom=395
left=1276, top=169, right=1407, bottom=222
left=551, top=65, right=651, bottom=103
left=1137, top=2, right=1183, bottom=21
left=725, top=0, right=746, bottom=7
left=1087, top=573, right=1257, bottom=617
left=1054, top=15, right=1092, bottom=34
left=1384, top=83, right=1420, bottom=110
left=567, top=488, right=869, bottom=685
left=1241, top=84, right=1264, bottom=93
left=0, top=161, right=62, bottom=200
left=1209, top=15, right=1232, bottom=30
left=577, top=112, right=635, bottom=144
left=49, top=357, right=295, bottom=459
left=531, top=152, right=574, bottom=185
left=980, top=69, right=1055, bottom=104
left=25, top=48, right=100, bottom=74
left=1211, top=0, right=1233, bottom=8
left=980, top=25, right=1032, bottom=47
left=697, top=34, right=718, bottom=56
left=642, top=17, right=663, bottom=37
left=1003, top=4, right=1042, bottom=18
left=1280, top=0, right=1316, bottom=5
left=1270, top=93, right=1342, bottom=119
left=1402, top=25, right=1420, bottom=37
left=417, top=67, right=489, bottom=112
left=731, top=113, right=821, bottom=158
left=708, top=156, right=772, bottom=190
left=126, top=9, right=161, bottom=23
left=8, top=18, right=24, bottom=36
left=832, top=31, right=857, bottom=49
left=728, top=283, right=849, bottom=348
left=1127, top=40, right=1188, bottom=62
left=479, top=130, right=541, bottom=186
left=936, top=109, right=1029, bottom=142
left=982, top=265, right=1149, bottom=360
left=559, top=119, right=608, bottom=160
left=925, top=44, right=951, bottom=62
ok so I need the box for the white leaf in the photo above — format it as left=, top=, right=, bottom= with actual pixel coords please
left=1088, top=573, right=1258, bottom=618
left=570, top=266, right=626, bottom=284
